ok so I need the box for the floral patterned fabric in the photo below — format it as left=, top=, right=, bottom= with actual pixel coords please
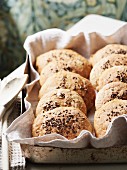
left=0, top=0, right=127, bottom=78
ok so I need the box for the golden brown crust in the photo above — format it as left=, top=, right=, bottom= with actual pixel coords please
left=94, top=99, right=127, bottom=138
left=40, top=59, right=91, bottom=85
left=91, top=44, right=127, bottom=66
left=36, top=49, right=91, bottom=78
left=98, top=66, right=127, bottom=90
left=32, top=107, right=93, bottom=139
left=90, top=54, right=127, bottom=89
left=39, top=71, right=95, bottom=111
left=36, top=89, right=87, bottom=116
left=95, top=82, right=127, bottom=110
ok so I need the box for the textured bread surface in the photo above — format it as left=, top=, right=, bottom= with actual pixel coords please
left=39, top=71, right=95, bottom=111
left=94, top=99, right=127, bottom=138
left=32, top=107, right=93, bottom=139
left=91, top=44, right=127, bottom=66
left=98, top=66, right=127, bottom=90
left=40, top=59, right=91, bottom=85
left=36, top=89, right=87, bottom=116
left=36, top=49, right=91, bottom=77
left=90, top=54, right=127, bottom=88
left=95, top=82, right=127, bottom=110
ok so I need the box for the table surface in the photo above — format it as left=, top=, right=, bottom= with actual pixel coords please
left=25, top=162, right=127, bottom=170
left=7, top=14, right=127, bottom=170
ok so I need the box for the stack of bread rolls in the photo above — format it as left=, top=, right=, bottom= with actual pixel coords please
left=90, top=44, right=127, bottom=138
left=32, top=49, right=95, bottom=139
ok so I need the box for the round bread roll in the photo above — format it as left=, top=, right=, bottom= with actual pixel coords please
left=40, top=59, right=91, bottom=85
left=39, top=71, right=95, bottom=111
left=95, top=82, right=127, bottom=110
left=32, top=107, right=93, bottom=139
left=90, top=54, right=127, bottom=89
left=36, top=89, right=87, bottom=116
left=94, top=99, right=127, bottom=138
left=91, top=44, right=127, bottom=66
left=98, top=66, right=127, bottom=90
left=36, top=49, right=91, bottom=78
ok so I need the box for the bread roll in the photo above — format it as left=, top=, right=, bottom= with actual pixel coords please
left=32, top=107, right=93, bottom=139
left=36, top=89, right=87, bottom=116
left=39, top=71, right=95, bottom=111
left=91, top=44, right=127, bottom=66
left=90, top=54, right=127, bottom=89
left=36, top=49, right=91, bottom=78
left=40, top=59, right=91, bottom=85
left=94, top=99, right=127, bottom=138
left=98, top=66, right=127, bottom=90
left=95, top=82, right=127, bottom=110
